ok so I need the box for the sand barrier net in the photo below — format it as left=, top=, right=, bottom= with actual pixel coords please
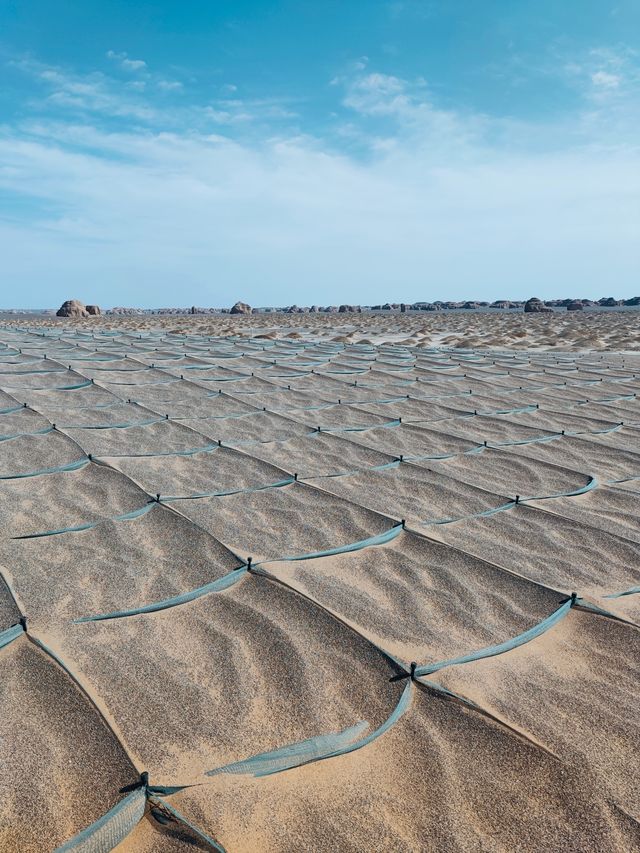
left=0, top=326, right=638, bottom=851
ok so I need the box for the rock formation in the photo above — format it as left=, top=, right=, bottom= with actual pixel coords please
left=108, top=307, right=145, bottom=315
left=598, top=297, right=622, bottom=307
left=524, top=297, right=553, bottom=314
left=230, top=301, right=252, bottom=315
left=56, top=300, right=89, bottom=317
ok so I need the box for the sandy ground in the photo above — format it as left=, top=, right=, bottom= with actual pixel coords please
left=0, top=318, right=638, bottom=852
left=4, top=306, right=640, bottom=349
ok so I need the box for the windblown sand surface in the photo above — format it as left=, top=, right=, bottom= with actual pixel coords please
left=7, top=305, right=640, bottom=350
left=0, top=319, right=638, bottom=852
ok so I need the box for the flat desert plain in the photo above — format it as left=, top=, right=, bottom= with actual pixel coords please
left=0, top=311, right=638, bottom=852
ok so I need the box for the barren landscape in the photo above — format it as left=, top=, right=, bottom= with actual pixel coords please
left=0, top=313, right=638, bottom=851
left=7, top=306, right=640, bottom=351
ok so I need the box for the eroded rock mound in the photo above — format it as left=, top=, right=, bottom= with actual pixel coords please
left=524, top=297, right=553, bottom=314
left=599, top=297, right=622, bottom=307
left=86, top=305, right=101, bottom=316
left=230, top=301, right=252, bottom=315
left=566, top=301, right=583, bottom=311
left=56, top=300, right=89, bottom=318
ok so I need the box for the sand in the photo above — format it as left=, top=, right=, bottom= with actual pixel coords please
left=8, top=307, right=640, bottom=350
left=0, top=315, right=637, bottom=852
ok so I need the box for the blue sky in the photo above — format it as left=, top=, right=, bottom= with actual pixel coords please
left=1, top=1, right=639, bottom=308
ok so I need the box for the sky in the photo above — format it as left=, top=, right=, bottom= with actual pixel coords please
left=1, top=1, right=639, bottom=308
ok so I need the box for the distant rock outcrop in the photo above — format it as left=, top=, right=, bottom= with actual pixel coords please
left=86, top=305, right=101, bottom=315
left=230, top=301, right=252, bottom=315
left=56, top=300, right=89, bottom=317
left=566, top=301, right=583, bottom=311
left=108, top=307, right=145, bottom=315
left=524, top=297, right=553, bottom=314
left=599, top=297, right=622, bottom=307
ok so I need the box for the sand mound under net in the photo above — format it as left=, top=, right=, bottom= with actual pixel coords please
left=0, top=325, right=638, bottom=852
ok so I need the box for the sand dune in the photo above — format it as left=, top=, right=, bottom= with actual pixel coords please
left=0, top=318, right=637, bottom=852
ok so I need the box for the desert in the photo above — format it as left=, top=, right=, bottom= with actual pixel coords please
left=0, top=310, right=638, bottom=851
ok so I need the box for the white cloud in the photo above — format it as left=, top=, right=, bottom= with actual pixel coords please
left=344, top=72, right=408, bottom=115
left=11, top=56, right=298, bottom=131
left=106, top=50, right=147, bottom=72
left=13, top=58, right=159, bottom=121
left=571, top=46, right=640, bottom=104
left=122, top=58, right=146, bottom=72
left=342, top=70, right=455, bottom=129
left=158, top=80, right=183, bottom=92
left=340, top=69, right=489, bottom=158
left=591, top=70, right=620, bottom=88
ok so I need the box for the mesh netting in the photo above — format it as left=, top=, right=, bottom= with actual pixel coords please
left=0, top=327, right=638, bottom=852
